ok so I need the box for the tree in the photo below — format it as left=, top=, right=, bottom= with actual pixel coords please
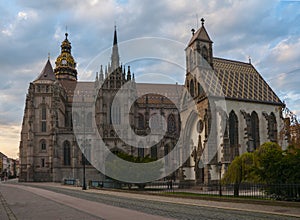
left=222, top=152, right=257, bottom=196
left=254, top=142, right=284, bottom=184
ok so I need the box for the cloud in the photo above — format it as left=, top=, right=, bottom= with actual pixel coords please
left=0, top=0, right=300, bottom=158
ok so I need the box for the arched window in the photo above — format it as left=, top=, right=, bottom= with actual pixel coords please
left=55, top=111, right=59, bottom=127
left=202, top=46, right=208, bottom=62
left=167, top=114, right=176, bottom=133
left=63, top=141, right=71, bottom=166
left=138, top=142, right=144, bottom=158
left=269, top=112, right=277, bottom=142
left=86, top=112, right=92, bottom=128
left=150, top=144, right=158, bottom=159
left=198, top=83, right=203, bottom=96
left=190, top=79, right=194, bottom=97
left=111, top=101, right=121, bottom=124
left=40, top=140, right=46, bottom=151
left=229, top=111, right=239, bottom=158
left=41, top=106, right=47, bottom=132
left=251, top=112, right=260, bottom=150
left=138, top=114, right=144, bottom=129
left=149, top=114, right=162, bottom=130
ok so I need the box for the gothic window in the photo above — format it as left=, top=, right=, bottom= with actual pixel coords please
left=55, top=111, right=59, bottom=127
left=41, top=106, right=47, bottom=132
left=190, top=79, right=194, bottom=97
left=111, top=102, right=121, bottom=124
left=40, top=140, right=46, bottom=151
left=229, top=111, right=239, bottom=158
left=251, top=111, right=260, bottom=150
left=41, top=122, right=47, bottom=132
left=86, top=112, right=92, bottom=128
left=150, top=144, right=158, bottom=159
left=41, top=159, right=45, bottom=168
left=42, top=107, right=46, bottom=120
left=138, top=142, right=144, bottom=158
left=202, top=46, right=208, bottom=62
left=149, top=114, right=162, bottom=130
left=269, top=112, right=277, bottom=142
left=198, top=83, right=203, bottom=96
left=167, top=114, right=176, bottom=133
left=63, top=141, right=71, bottom=166
left=138, top=114, right=144, bottom=129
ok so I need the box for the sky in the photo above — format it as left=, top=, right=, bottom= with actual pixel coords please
left=0, top=0, right=300, bottom=158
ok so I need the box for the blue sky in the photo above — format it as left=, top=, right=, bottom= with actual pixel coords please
left=0, top=0, right=300, bottom=158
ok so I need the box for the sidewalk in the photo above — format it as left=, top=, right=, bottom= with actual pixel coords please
left=25, top=182, right=300, bottom=218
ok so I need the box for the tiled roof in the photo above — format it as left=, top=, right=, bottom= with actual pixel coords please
left=205, top=57, right=283, bottom=105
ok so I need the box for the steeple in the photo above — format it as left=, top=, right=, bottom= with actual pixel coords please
left=34, top=58, right=55, bottom=82
left=111, top=26, right=120, bottom=71
left=186, top=18, right=214, bottom=69
left=54, top=33, right=78, bottom=81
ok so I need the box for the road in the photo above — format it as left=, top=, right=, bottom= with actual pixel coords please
left=0, top=182, right=299, bottom=220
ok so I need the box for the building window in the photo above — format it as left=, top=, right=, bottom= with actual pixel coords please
left=111, top=102, right=121, bottom=125
left=41, top=121, right=46, bottom=132
left=190, top=79, right=194, bottom=97
left=41, top=106, right=47, bottom=132
left=167, top=114, right=176, bottom=134
left=251, top=111, right=260, bottom=150
left=41, top=159, right=45, bottom=167
left=138, top=114, right=144, bottom=129
left=63, top=141, right=71, bottom=166
left=40, top=140, right=46, bottom=151
left=229, top=111, right=239, bottom=158
left=138, top=142, right=144, bottom=158
left=202, top=46, right=208, bottom=62
left=269, top=112, right=277, bottom=142
left=150, top=144, right=158, bottom=159
left=42, top=107, right=46, bottom=120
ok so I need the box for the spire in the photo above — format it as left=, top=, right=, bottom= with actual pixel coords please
left=111, top=26, right=120, bottom=70
left=35, top=59, right=55, bottom=81
left=113, top=25, right=118, bottom=45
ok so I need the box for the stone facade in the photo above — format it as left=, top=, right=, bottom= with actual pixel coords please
left=19, top=22, right=288, bottom=184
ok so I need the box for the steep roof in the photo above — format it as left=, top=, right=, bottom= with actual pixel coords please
left=34, top=59, right=55, bottom=81
left=188, top=25, right=213, bottom=47
left=204, top=57, right=283, bottom=105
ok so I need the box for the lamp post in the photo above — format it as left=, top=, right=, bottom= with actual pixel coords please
left=217, top=161, right=222, bottom=196
left=82, top=96, right=87, bottom=190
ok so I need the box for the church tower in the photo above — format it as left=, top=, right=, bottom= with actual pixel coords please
left=186, top=18, right=213, bottom=71
left=54, top=33, right=78, bottom=81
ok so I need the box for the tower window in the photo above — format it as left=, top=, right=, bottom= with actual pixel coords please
left=63, top=141, right=71, bottom=166
left=41, top=159, right=45, bottom=168
left=41, top=140, right=46, bottom=150
left=41, top=121, right=46, bottom=132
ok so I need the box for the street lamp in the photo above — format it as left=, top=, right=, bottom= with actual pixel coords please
left=82, top=96, right=87, bottom=190
left=217, top=161, right=222, bottom=196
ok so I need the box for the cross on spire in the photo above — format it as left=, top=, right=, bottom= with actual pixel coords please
left=201, top=18, right=205, bottom=27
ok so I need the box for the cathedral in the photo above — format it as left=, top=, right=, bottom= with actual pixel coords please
left=19, top=20, right=288, bottom=185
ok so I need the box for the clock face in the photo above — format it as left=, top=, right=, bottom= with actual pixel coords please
left=61, top=59, right=67, bottom=65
